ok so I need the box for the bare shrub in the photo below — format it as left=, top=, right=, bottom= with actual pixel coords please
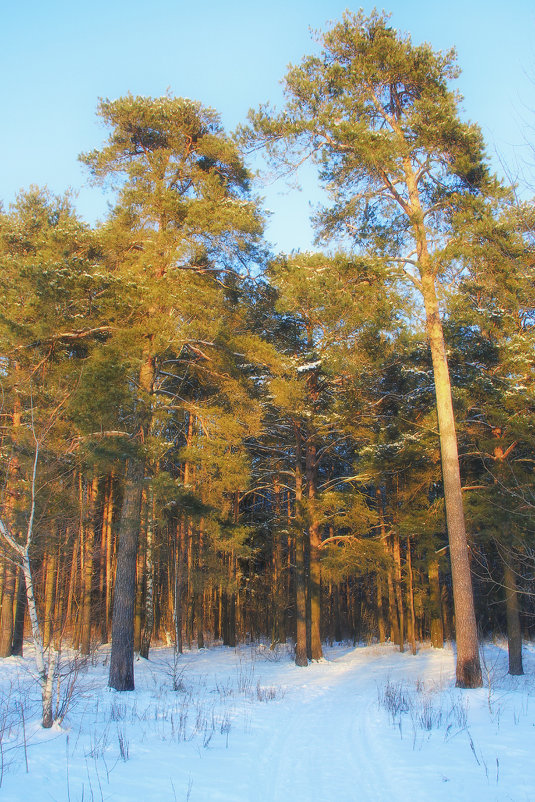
left=377, top=680, right=411, bottom=722
left=255, top=681, right=285, bottom=702
left=235, top=657, right=255, bottom=694
left=116, top=727, right=129, bottom=761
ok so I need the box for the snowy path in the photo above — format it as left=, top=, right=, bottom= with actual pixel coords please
left=251, top=649, right=396, bottom=802
left=0, top=642, right=534, bottom=802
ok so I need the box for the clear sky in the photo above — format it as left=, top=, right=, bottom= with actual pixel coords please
left=1, top=0, right=533, bottom=253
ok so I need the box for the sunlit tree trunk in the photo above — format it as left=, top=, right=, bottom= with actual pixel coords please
left=294, top=425, right=308, bottom=666
left=100, top=474, right=115, bottom=643
left=109, top=458, right=144, bottom=691
left=504, top=560, right=523, bottom=675
left=66, top=529, right=80, bottom=646
left=422, top=271, right=481, bottom=685
left=81, top=476, right=99, bottom=655
left=270, top=477, right=286, bottom=648
left=429, top=558, right=444, bottom=648
left=133, top=542, right=144, bottom=653
left=42, top=549, right=57, bottom=650
left=196, top=521, right=205, bottom=650
left=109, top=344, right=154, bottom=690
left=376, top=574, right=386, bottom=643
left=0, top=561, right=15, bottom=657
left=174, top=517, right=185, bottom=654
left=12, top=568, right=26, bottom=656
left=306, top=439, right=323, bottom=660
left=392, top=531, right=404, bottom=653
left=140, top=485, right=155, bottom=659
left=406, top=537, right=417, bottom=655
left=0, top=391, right=21, bottom=657
left=409, top=180, right=481, bottom=685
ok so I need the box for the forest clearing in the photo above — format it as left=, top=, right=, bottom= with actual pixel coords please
left=1, top=5, right=535, bottom=800
left=0, top=640, right=533, bottom=801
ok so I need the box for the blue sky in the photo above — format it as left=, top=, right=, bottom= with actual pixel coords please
left=1, top=0, right=533, bottom=252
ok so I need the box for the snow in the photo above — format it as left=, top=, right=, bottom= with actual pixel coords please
left=296, top=361, right=322, bottom=373
left=0, top=640, right=534, bottom=801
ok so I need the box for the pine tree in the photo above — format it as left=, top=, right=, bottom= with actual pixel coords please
left=260, top=251, right=394, bottom=662
left=0, top=188, right=110, bottom=723
left=81, top=94, right=264, bottom=689
left=447, top=200, right=535, bottom=674
left=242, top=11, right=505, bottom=685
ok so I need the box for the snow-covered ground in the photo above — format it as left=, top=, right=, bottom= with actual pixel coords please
left=0, top=639, right=534, bottom=801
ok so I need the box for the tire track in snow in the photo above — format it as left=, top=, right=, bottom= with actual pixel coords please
left=250, top=648, right=399, bottom=802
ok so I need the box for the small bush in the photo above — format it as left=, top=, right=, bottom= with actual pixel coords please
left=256, top=681, right=285, bottom=702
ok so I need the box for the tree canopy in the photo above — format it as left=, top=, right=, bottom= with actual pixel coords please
left=1, top=16, right=534, bottom=703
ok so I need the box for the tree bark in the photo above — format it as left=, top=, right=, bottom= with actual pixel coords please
left=376, top=574, right=386, bottom=643
left=109, top=458, right=144, bottom=691
left=174, top=517, right=185, bottom=654
left=0, top=390, right=22, bottom=658
left=11, top=568, right=25, bottom=655
left=100, top=474, right=115, bottom=643
left=402, top=153, right=481, bottom=687
left=429, top=558, right=444, bottom=648
left=504, top=560, right=523, bottom=675
left=294, top=426, right=308, bottom=666
left=133, top=544, right=144, bottom=653
left=406, top=537, right=417, bottom=655
left=43, top=549, right=57, bottom=650
left=270, top=477, right=286, bottom=648
left=392, top=531, right=405, bottom=652
left=0, top=561, right=15, bottom=657
left=306, top=440, right=323, bottom=660
left=140, top=486, right=155, bottom=659
left=421, top=272, right=481, bottom=685
left=81, top=477, right=99, bottom=655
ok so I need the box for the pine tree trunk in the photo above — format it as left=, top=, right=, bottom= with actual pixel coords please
left=109, top=458, right=144, bottom=691
left=186, top=521, right=194, bottom=649
left=429, top=558, right=444, bottom=648
left=0, top=391, right=21, bottom=658
left=294, top=426, right=308, bottom=666
left=378, top=489, right=400, bottom=646
left=101, top=474, right=115, bottom=643
left=0, top=561, right=15, bottom=657
left=406, top=537, right=417, bottom=655
left=377, top=574, right=386, bottom=643
left=441, top=583, right=453, bottom=642
left=43, top=550, right=57, bottom=650
left=140, top=486, right=155, bottom=659
left=133, top=545, right=144, bottom=653
left=270, top=477, right=286, bottom=648
left=134, top=490, right=147, bottom=653
left=53, top=534, right=66, bottom=651
left=66, top=531, right=80, bottom=646
left=196, top=522, right=205, bottom=650
left=306, top=440, right=323, bottom=660
left=12, top=568, right=26, bottom=656
left=504, top=560, right=523, bottom=675
left=392, top=532, right=405, bottom=652
left=328, top=527, right=342, bottom=643
left=386, top=567, right=398, bottom=645
left=222, top=551, right=237, bottom=648
left=420, top=270, right=481, bottom=686
left=0, top=561, right=4, bottom=620
left=403, top=156, right=481, bottom=688
left=81, top=477, right=99, bottom=655
left=174, top=518, right=185, bottom=654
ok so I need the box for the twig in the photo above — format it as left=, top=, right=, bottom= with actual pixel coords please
left=20, top=702, right=29, bottom=773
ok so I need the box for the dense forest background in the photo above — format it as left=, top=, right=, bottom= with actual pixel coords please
left=1, top=12, right=534, bottom=722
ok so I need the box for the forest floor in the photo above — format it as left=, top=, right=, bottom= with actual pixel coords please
left=0, top=639, right=533, bottom=801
